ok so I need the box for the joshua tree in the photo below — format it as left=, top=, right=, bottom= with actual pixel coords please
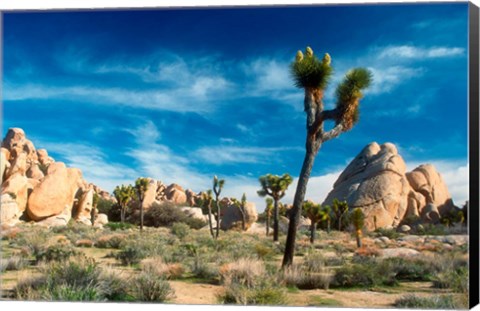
left=264, top=198, right=274, bottom=236
left=319, top=204, right=332, bottom=234
left=113, top=184, right=136, bottom=223
left=282, top=46, right=372, bottom=268
left=332, top=199, right=349, bottom=231
left=302, top=201, right=322, bottom=244
left=135, top=177, right=150, bottom=232
left=233, top=193, right=248, bottom=231
left=201, top=190, right=215, bottom=238
left=257, top=173, right=293, bottom=242
left=91, top=192, right=99, bottom=227
left=351, top=208, right=365, bottom=248
left=213, top=176, right=225, bottom=238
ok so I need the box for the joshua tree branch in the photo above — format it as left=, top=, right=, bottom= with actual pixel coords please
left=320, top=123, right=345, bottom=143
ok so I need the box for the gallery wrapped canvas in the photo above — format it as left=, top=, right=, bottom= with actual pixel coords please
left=0, top=1, right=479, bottom=310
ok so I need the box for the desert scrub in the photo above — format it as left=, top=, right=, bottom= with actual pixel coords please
left=394, top=294, right=462, bottom=309
left=218, top=259, right=286, bottom=306
left=0, top=255, right=29, bottom=271
left=35, top=243, right=77, bottom=263
left=332, top=257, right=397, bottom=288
left=282, top=251, right=334, bottom=289
left=95, top=233, right=127, bottom=249
left=10, top=227, right=52, bottom=257
left=132, top=271, right=175, bottom=302
left=116, top=235, right=166, bottom=265
left=219, top=258, right=266, bottom=288
left=105, top=222, right=136, bottom=231
left=171, top=222, right=190, bottom=240
left=52, top=222, right=98, bottom=243
left=140, top=256, right=185, bottom=279
left=432, top=267, right=468, bottom=293
left=13, top=255, right=133, bottom=302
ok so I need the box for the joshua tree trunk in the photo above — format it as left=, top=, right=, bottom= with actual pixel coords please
left=310, top=221, right=317, bottom=244
left=121, top=206, right=126, bottom=223
left=356, top=229, right=363, bottom=248
left=273, top=198, right=280, bottom=242
left=282, top=147, right=317, bottom=267
left=327, top=220, right=331, bottom=234
left=140, top=201, right=144, bottom=232
left=215, top=198, right=221, bottom=238
left=239, top=208, right=246, bottom=231
left=266, top=212, right=270, bottom=236
left=207, top=204, right=214, bottom=238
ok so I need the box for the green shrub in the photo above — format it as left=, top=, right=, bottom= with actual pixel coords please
left=97, top=268, right=134, bottom=301
left=116, top=244, right=148, bottom=266
left=35, top=244, right=77, bottom=263
left=95, top=234, right=126, bottom=249
left=332, top=259, right=397, bottom=288
left=97, top=197, right=115, bottom=215
left=372, top=228, right=400, bottom=239
left=432, top=266, right=468, bottom=293
left=219, top=279, right=287, bottom=305
left=144, top=202, right=188, bottom=227
left=282, top=264, right=332, bottom=290
left=415, top=224, right=448, bottom=235
left=171, top=222, right=190, bottom=239
left=380, top=257, right=434, bottom=282
left=394, top=294, right=459, bottom=309
left=132, top=272, right=174, bottom=302
left=105, top=222, right=135, bottom=231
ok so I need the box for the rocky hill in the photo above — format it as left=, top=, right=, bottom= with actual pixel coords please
left=322, top=142, right=457, bottom=230
left=1, top=128, right=112, bottom=227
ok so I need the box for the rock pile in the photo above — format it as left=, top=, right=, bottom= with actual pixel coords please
left=322, top=142, right=456, bottom=230
left=1, top=128, right=111, bottom=227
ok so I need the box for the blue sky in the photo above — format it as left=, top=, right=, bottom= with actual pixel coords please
left=2, top=3, right=470, bottom=209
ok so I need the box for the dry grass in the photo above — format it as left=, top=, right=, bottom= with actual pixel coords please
left=219, top=258, right=266, bottom=288
left=140, top=256, right=185, bottom=279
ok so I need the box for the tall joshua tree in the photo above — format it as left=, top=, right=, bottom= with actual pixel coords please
left=264, top=198, right=274, bottom=236
left=113, top=184, right=136, bottom=223
left=302, top=201, right=322, bottom=244
left=332, top=199, right=349, bottom=231
left=319, top=204, right=332, bottom=234
left=351, top=208, right=365, bottom=248
left=135, top=177, right=150, bottom=232
left=91, top=192, right=99, bottom=227
left=201, top=190, right=215, bottom=238
left=258, top=173, right=293, bottom=242
left=213, top=176, right=225, bottom=238
left=282, top=46, right=372, bottom=268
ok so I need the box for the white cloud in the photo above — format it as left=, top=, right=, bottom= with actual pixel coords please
left=379, top=45, right=465, bottom=59
left=366, top=66, right=424, bottom=95
left=37, top=141, right=138, bottom=192
left=194, top=145, right=299, bottom=165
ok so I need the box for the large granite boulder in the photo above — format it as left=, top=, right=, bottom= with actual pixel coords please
left=220, top=199, right=258, bottom=230
left=1, top=173, right=33, bottom=214
left=27, top=162, right=82, bottom=221
left=322, top=142, right=455, bottom=230
left=141, top=178, right=158, bottom=211
left=0, top=193, right=21, bottom=225
left=75, top=189, right=94, bottom=225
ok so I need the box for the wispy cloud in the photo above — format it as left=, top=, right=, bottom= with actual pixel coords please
left=194, top=145, right=301, bottom=165
left=36, top=140, right=138, bottom=192
left=366, top=66, right=425, bottom=95
left=379, top=45, right=465, bottom=59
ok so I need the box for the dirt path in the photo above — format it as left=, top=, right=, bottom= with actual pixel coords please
left=169, top=281, right=222, bottom=305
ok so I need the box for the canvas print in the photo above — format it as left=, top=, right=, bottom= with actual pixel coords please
left=0, top=2, right=476, bottom=309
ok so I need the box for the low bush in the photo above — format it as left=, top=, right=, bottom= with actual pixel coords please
left=116, top=244, right=148, bottom=266
left=282, top=264, right=332, bottom=290
left=95, top=234, right=126, bottom=249
left=394, top=294, right=460, bottom=309
left=105, top=222, right=135, bottom=231
left=219, top=258, right=266, bottom=288
left=432, top=267, right=468, bottom=293
left=372, top=228, right=401, bottom=239
left=132, top=271, right=175, bottom=302
left=144, top=202, right=188, bottom=227
left=219, top=278, right=287, bottom=305
left=35, top=244, right=77, bottom=263
left=141, top=256, right=185, bottom=279
left=0, top=255, right=29, bottom=271
left=171, top=222, right=190, bottom=239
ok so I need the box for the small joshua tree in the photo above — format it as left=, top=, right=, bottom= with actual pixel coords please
left=233, top=193, right=248, bottom=231
left=213, top=176, right=225, bottom=238
left=282, top=46, right=372, bottom=267
left=264, top=198, right=274, bottom=236
left=319, top=204, right=332, bottom=234
left=257, top=173, right=293, bottom=242
left=332, top=199, right=349, bottom=231
left=302, top=201, right=322, bottom=244
left=135, top=177, right=150, bottom=232
left=113, top=184, right=136, bottom=223
left=351, top=208, right=365, bottom=248
left=201, top=190, right=215, bottom=238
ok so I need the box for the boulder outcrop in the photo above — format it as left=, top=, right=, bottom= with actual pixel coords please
left=220, top=198, right=258, bottom=230
left=322, top=142, right=456, bottom=230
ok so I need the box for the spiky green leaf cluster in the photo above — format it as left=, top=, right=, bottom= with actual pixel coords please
left=350, top=208, right=365, bottom=230
left=257, top=173, right=293, bottom=198
left=291, top=47, right=333, bottom=89
left=336, top=68, right=372, bottom=102
left=135, top=177, right=150, bottom=201
left=113, top=184, right=136, bottom=207
left=302, top=201, right=323, bottom=223
left=213, top=175, right=225, bottom=197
